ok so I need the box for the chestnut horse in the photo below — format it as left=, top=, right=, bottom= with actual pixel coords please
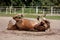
left=7, top=14, right=50, bottom=31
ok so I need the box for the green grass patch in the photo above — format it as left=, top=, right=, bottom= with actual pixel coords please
left=0, top=13, right=60, bottom=20
left=45, top=16, right=60, bottom=20
left=25, top=15, right=60, bottom=20
left=0, top=13, right=17, bottom=17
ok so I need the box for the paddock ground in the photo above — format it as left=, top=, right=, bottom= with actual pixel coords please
left=0, top=17, right=60, bottom=40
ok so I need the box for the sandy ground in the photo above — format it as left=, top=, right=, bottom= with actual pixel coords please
left=0, top=17, right=60, bottom=40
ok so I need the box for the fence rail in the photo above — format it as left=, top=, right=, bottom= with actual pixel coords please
left=0, top=6, right=60, bottom=15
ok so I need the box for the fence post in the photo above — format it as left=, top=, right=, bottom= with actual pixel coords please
left=6, top=7, right=8, bottom=14
left=43, top=9, right=45, bottom=14
left=14, top=8, right=16, bottom=14
left=10, top=6, right=12, bottom=14
left=36, top=6, right=38, bottom=14
left=22, top=7, right=24, bottom=14
left=51, top=6, right=53, bottom=15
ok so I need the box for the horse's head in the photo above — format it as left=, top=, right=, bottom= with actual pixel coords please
left=35, top=18, right=50, bottom=31
left=41, top=20, right=50, bottom=28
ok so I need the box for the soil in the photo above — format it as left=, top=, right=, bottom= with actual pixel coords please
left=0, top=17, right=60, bottom=40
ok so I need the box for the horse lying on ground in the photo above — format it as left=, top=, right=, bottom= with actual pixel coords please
left=7, top=14, right=50, bottom=31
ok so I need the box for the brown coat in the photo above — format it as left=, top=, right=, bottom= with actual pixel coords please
left=16, top=19, right=38, bottom=31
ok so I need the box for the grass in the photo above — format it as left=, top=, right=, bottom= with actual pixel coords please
left=46, top=16, right=60, bottom=20
left=0, top=13, right=16, bottom=17
left=0, top=13, right=60, bottom=20
left=25, top=14, right=60, bottom=20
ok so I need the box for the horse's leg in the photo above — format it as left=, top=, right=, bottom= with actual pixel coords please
left=7, top=25, right=18, bottom=30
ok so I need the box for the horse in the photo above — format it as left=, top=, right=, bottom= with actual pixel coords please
left=7, top=14, right=50, bottom=31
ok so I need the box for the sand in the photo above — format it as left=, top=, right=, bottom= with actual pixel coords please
left=0, top=17, right=60, bottom=40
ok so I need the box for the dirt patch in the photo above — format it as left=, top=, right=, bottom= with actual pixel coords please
left=0, top=17, right=60, bottom=40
